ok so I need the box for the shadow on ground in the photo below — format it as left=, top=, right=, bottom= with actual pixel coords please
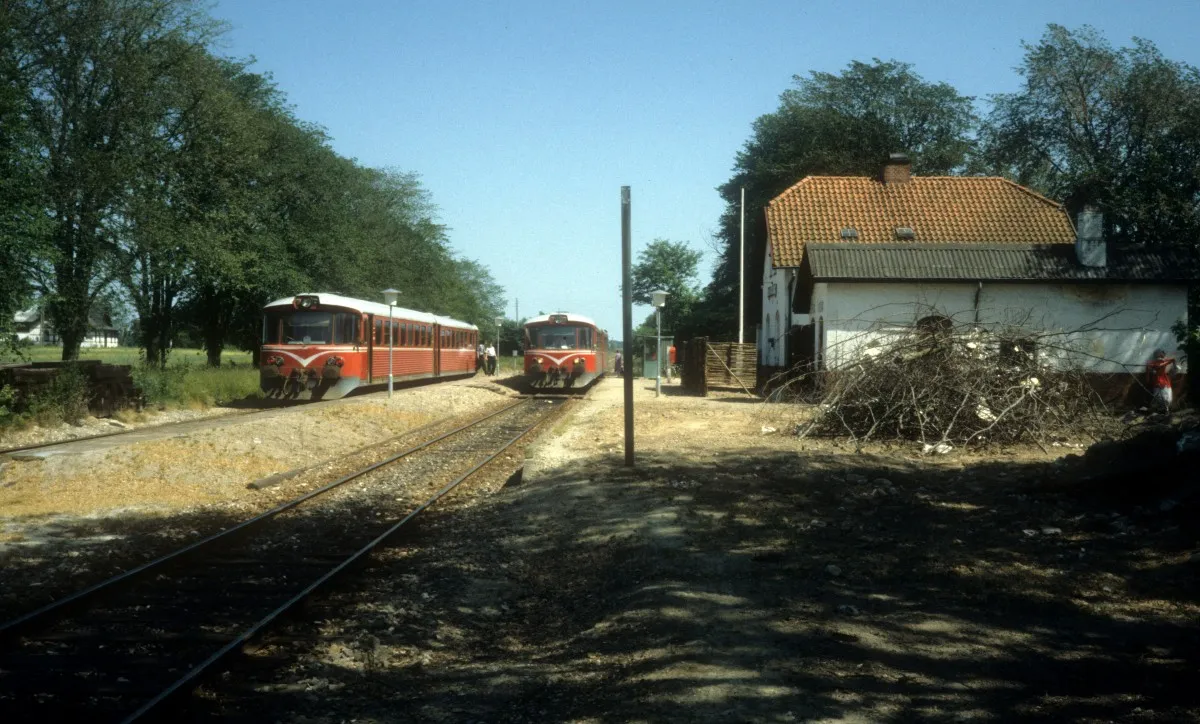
left=171, top=441, right=1200, bottom=722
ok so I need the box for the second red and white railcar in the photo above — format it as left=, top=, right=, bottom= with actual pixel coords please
left=260, top=293, right=478, bottom=400
left=523, top=313, right=608, bottom=390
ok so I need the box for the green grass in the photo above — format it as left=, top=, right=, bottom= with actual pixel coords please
left=497, top=355, right=523, bottom=374
left=2, top=348, right=261, bottom=419
left=133, top=364, right=261, bottom=410
left=16, top=346, right=253, bottom=367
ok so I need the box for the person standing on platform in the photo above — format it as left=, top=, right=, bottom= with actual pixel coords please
left=1146, top=349, right=1177, bottom=415
left=485, top=343, right=497, bottom=376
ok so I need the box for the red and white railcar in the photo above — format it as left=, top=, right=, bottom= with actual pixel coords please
left=523, top=313, right=608, bottom=390
left=260, top=293, right=478, bottom=400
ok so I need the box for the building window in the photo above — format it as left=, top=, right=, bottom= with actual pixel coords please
left=767, top=282, right=778, bottom=299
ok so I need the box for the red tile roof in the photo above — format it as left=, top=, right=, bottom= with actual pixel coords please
left=765, top=176, right=1076, bottom=268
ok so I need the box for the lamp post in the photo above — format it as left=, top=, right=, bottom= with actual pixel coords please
left=382, top=288, right=399, bottom=397
left=651, top=289, right=668, bottom=398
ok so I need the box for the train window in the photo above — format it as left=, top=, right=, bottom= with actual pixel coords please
left=532, top=325, right=586, bottom=350
left=264, top=310, right=359, bottom=345
left=333, top=314, right=358, bottom=344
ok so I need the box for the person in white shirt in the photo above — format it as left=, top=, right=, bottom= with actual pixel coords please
left=485, top=344, right=497, bottom=376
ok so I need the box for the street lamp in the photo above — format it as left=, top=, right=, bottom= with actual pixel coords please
left=382, top=288, right=400, bottom=397
left=494, top=316, right=504, bottom=375
left=651, top=289, right=668, bottom=398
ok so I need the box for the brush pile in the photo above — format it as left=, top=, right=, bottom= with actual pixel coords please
left=792, top=322, right=1124, bottom=449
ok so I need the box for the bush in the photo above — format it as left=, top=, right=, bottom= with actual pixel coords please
left=26, top=364, right=90, bottom=426
left=132, top=363, right=189, bottom=409
left=0, top=384, right=18, bottom=427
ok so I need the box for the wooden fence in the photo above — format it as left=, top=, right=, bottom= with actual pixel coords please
left=680, top=339, right=758, bottom=396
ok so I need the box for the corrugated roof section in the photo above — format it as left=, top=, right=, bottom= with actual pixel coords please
left=804, top=243, right=1194, bottom=282
left=766, top=176, right=1076, bottom=268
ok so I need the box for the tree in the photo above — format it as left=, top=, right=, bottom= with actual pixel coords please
left=13, top=0, right=222, bottom=360
left=630, top=238, right=702, bottom=336
left=981, top=24, right=1200, bottom=245
left=700, top=59, right=976, bottom=341
left=0, top=4, right=43, bottom=353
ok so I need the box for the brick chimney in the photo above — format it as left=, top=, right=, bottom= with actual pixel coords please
left=1075, top=206, right=1106, bottom=267
left=882, top=153, right=911, bottom=185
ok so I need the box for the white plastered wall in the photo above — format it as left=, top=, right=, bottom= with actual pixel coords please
left=815, top=281, right=1187, bottom=374
left=760, top=242, right=791, bottom=367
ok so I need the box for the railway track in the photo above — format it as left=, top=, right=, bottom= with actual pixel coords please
left=0, top=395, right=567, bottom=722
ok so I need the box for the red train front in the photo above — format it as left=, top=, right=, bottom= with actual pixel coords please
left=523, top=313, right=608, bottom=390
left=260, top=293, right=478, bottom=400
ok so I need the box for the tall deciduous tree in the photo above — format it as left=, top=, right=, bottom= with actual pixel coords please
left=0, top=6, right=42, bottom=350
left=13, top=0, right=221, bottom=360
left=981, top=24, right=1200, bottom=244
left=630, top=238, right=702, bottom=335
left=701, top=60, right=976, bottom=341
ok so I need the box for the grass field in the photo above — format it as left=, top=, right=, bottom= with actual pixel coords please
left=3, top=347, right=260, bottom=417
left=14, top=346, right=253, bottom=367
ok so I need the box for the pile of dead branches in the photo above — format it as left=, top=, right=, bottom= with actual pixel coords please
left=791, top=323, right=1123, bottom=450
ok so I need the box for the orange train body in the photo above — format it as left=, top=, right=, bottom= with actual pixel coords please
left=522, top=313, right=608, bottom=391
left=260, top=293, right=478, bottom=401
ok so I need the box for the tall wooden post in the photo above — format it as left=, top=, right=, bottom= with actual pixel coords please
left=621, top=186, right=635, bottom=467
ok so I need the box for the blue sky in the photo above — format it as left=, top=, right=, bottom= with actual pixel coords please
left=211, top=0, right=1200, bottom=339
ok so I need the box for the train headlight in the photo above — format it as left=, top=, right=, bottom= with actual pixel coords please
left=325, top=356, right=344, bottom=367
left=534, top=357, right=542, bottom=364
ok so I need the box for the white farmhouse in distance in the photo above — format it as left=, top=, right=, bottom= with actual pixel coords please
left=760, top=154, right=1190, bottom=401
left=12, top=306, right=121, bottom=348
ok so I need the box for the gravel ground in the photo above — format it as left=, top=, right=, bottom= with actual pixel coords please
left=0, top=405, right=242, bottom=450
left=177, top=378, right=1199, bottom=723
left=0, top=376, right=520, bottom=619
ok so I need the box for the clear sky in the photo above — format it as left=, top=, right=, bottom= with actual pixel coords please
left=211, top=0, right=1200, bottom=339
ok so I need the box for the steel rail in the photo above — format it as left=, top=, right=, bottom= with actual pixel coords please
left=0, top=398, right=529, bottom=641
left=120, top=398, right=561, bottom=722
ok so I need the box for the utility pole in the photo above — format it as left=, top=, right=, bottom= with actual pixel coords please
left=739, top=186, right=745, bottom=344
left=621, top=186, right=634, bottom=467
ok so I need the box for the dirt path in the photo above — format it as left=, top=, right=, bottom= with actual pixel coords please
left=188, top=377, right=1199, bottom=723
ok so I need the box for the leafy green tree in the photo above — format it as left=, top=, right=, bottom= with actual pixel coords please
left=122, top=53, right=298, bottom=367
left=630, top=238, right=702, bottom=336
left=13, top=0, right=222, bottom=360
left=0, top=4, right=43, bottom=354
left=981, top=24, right=1200, bottom=244
left=701, top=59, right=976, bottom=340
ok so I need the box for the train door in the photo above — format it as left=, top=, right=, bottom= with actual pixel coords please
left=432, top=323, right=441, bottom=377
left=366, top=314, right=375, bottom=382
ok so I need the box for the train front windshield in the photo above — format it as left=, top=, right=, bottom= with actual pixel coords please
left=530, top=325, right=593, bottom=350
left=263, top=309, right=359, bottom=345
